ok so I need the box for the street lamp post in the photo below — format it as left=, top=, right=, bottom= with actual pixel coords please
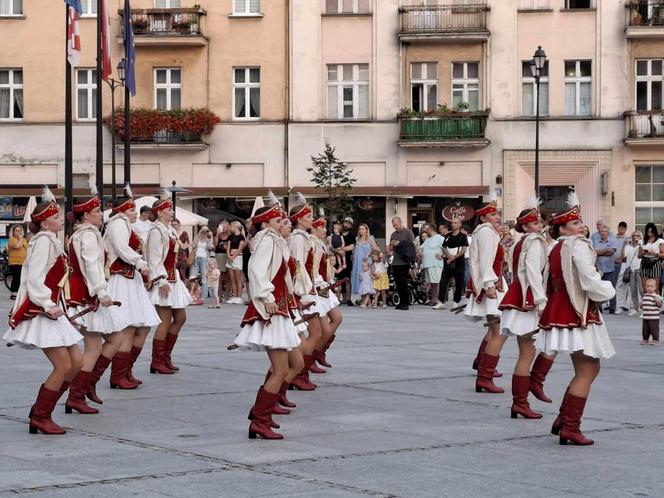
left=106, top=59, right=126, bottom=203
left=530, top=46, right=547, bottom=197
left=167, top=180, right=191, bottom=219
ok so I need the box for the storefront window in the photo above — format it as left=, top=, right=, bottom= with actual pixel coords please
left=194, top=198, right=254, bottom=232
left=635, top=165, right=664, bottom=232
left=352, top=197, right=385, bottom=241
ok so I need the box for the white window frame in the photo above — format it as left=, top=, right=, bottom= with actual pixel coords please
left=153, top=68, right=182, bottom=111
left=564, top=60, right=592, bottom=116
left=635, top=164, right=664, bottom=232
left=0, top=0, right=22, bottom=16
left=410, top=62, right=438, bottom=113
left=0, top=68, right=23, bottom=121
left=451, top=62, right=480, bottom=111
left=80, top=0, right=97, bottom=17
left=232, top=67, right=261, bottom=120
left=326, top=63, right=370, bottom=120
left=521, top=60, right=549, bottom=117
left=520, top=0, right=549, bottom=9
left=636, top=59, right=663, bottom=111
left=76, top=68, right=97, bottom=121
left=326, top=0, right=371, bottom=14
left=154, top=0, right=181, bottom=7
left=233, top=0, right=261, bottom=16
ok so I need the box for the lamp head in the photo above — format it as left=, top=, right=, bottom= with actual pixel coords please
left=533, top=46, right=547, bottom=71
left=117, top=58, right=126, bottom=83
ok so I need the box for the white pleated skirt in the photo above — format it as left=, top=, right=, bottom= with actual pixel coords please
left=67, top=304, right=126, bottom=335
left=4, top=315, right=83, bottom=350
left=501, top=309, right=540, bottom=337
left=292, top=308, right=309, bottom=337
left=234, top=315, right=302, bottom=351
left=535, top=323, right=616, bottom=360
left=108, top=273, right=161, bottom=328
left=464, top=281, right=506, bottom=322
left=150, top=279, right=193, bottom=309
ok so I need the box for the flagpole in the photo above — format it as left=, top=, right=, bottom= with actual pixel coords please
left=123, top=0, right=131, bottom=185
left=64, top=6, right=73, bottom=233
left=96, top=1, right=103, bottom=200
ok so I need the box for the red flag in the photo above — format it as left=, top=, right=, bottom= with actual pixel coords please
left=67, top=7, right=81, bottom=66
left=101, top=0, right=112, bottom=81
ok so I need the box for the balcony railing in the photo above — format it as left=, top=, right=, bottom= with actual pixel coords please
left=398, top=111, right=489, bottom=147
left=626, top=0, right=664, bottom=27
left=625, top=110, right=664, bottom=143
left=399, top=3, right=488, bottom=38
left=121, top=8, right=205, bottom=37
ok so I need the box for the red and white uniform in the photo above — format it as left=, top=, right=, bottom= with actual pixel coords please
left=499, top=232, right=548, bottom=336
left=67, top=223, right=126, bottom=333
left=104, top=213, right=161, bottom=328
left=146, top=222, right=192, bottom=309
left=234, top=228, right=301, bottom=351
left=464, top=223, right=506, bottom=321
left=312, top=237, right=340, bottom=314
left=536, top=236, right=616, bottom=359
left=4, top=232, right=83, bottom=349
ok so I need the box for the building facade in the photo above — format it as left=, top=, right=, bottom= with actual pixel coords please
left=1, top=0, right=663, bottom=239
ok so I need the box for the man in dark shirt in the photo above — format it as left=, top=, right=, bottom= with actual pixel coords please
left=387, top=216, right=415, bottom=310
left=338, top=217, right=356, bottom=305
left=438, top=217, right=469, bottom=307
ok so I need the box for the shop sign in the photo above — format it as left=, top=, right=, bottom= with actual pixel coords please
left=442, top=204, right=475, bottom=222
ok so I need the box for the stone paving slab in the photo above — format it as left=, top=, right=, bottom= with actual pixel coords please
left=1, top=289, right=663, bottom=497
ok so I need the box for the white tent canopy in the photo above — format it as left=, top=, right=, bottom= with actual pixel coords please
left=103, top=196, right=208, bottom=227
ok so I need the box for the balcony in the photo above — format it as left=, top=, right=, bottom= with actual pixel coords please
left=397, top=111, right=490, bottom=148
left=119, top=8, right=207, bottom=47
left=398, top=3, right=489, bottom=43
left=625, top=1, right=664, bottom=38
left=624, top=110, right=664, bottom=146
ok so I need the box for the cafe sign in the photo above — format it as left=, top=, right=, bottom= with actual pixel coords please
left=442, top=204, right=475, bottom=222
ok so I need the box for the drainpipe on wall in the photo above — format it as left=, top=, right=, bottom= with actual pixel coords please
left=284, top=0, right=291, bottom=208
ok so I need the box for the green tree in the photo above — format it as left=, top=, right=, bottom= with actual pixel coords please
left=306, top=143, right=357, bottom=220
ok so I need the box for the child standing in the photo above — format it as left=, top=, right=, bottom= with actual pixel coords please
left=207, top=257, right=221, bottom=309
left=640, top=279, right=661, bottom=345
left=370, top=249, right=388, bottom=308
left=357, top=259, right=375, bottom=309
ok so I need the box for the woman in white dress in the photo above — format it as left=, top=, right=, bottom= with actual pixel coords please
left=4, top=188, right=83, bottom=435
left=498, top=200, right=548, bottom=419
left=234, top=204, right=301, bottom=439
left=64, top=191, right=126, bottom=414
left=146, top=198, right=192, bottom=374
left=103, top=188, right=162, bottom=390
left=537, top=193, right=616, bottom=446
left=465, top=197, right=508, bottom=394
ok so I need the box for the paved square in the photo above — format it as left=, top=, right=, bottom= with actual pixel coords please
left=1, top=291, right=663, bottom=497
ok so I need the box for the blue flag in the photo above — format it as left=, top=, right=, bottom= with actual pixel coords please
left=123, top=0, right=136, bottom=96
left=64, top=0, right=82, bottom=15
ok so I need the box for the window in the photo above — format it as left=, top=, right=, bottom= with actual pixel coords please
left=636, top=60, right=663, bottom=111
left=635, top=165, right=664, bottom=232
left=564, top=60, right=592, bottom=116
left=154, top=68, right=181, bottom=110
left=520, top=0, right=549, bottom=8
left=155, top=0, right=180, bottom=7
left=76, top=69, right=97, bottom=121
left=325, top=0, right=371, bottom=14
left=521, top=60, right=549, bottom=116
left=411, top=63, right=437, bottom=113
left=327, top=64, right=369, bottom=119
left=565, top=0, right=591, bottom=8
left=0, top=69, right=23, bottom=120
left=80, top=0, right=97, bottom=16
left=234, top=0, right=260, bottom=15
left=233, top=67, right=260, bottom=119
left=452, top=62, right=479, bottom=111
left=0, top=0, right=22, bottom=15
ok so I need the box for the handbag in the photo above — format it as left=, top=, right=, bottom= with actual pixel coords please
left=622, top=247, right=638, bottom=283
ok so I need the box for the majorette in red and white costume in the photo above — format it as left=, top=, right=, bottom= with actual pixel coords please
left=311, top=215, right=341, bottom=315
left=498, top=199, right=548, bottom=419
left=4, top=187, right=83, bottom=435
left=236, top=202, right=301, bottom=440
left=103, top=186, right=162, bottom=390
left=537, top=192, right=615, bottom=446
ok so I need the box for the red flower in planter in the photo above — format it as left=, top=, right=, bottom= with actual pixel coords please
left=104, top=108, right=221, bottom=142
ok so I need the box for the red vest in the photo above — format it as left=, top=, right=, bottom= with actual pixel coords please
left=67, top=240, right=98, bottom=309
left=164, top=237, right=177, bottom=283
left=304, top=247, right=316, bottom=294
left=319, top=252, right=329, bottom=282
left=8, top=255, right=68, bottom=329
left=287, top=256, right=299, bottom=309
left=109, top=230, right=142, bottom=279
left=538, top=242, right=602, bottom=330
left=466, top=242, right=505, bottom=303
left=499, top=238, right=535, bottom=312
left=241, top=259, right=291, bottom=326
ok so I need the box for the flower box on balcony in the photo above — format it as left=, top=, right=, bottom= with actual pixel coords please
left=397, top=109, right=490, bottom=148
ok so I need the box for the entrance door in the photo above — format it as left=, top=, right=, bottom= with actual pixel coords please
left=409, top=208, right=433, bottom=237
left=540, top=186, right=574, bottom=220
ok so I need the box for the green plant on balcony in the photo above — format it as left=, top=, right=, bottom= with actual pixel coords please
left=132, top=17, right=149, bottom=33
left=456, top=101, right=471, bottom=112
left=104, top=107, right=221, bottom=143
left=172, top=19, right=192, bottom=34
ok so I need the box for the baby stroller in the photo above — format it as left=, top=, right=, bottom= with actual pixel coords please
left=386, top=266, right=428, bottom=307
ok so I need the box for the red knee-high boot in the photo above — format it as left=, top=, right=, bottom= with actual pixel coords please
left=308, top=351, right=326, bottom=374
left=475, top=354, right=504, bottom=394
left=248, top=386, right=284, bottom=440
left=87, top=355, right=111, bottom=404
left=529, top=353, right=554, bottom=403
left=278, top=382, right=296, bottom=408
left=65, top=371, right=99, bottom=414
left=559, top=394, right=594, bottom=446
left=126, top=346, right=144, bottom=385
left=163, top=333, right=180, bottom=371
left=551, top=387, right=570, bottom=436
left=316, top=335, right=335, bottom=368
left=29, top=384, right=66, bottom=435
left=150, top=339, right=175, bottom=374
left=510, top=375, right=542, bottom=419
left=110, top=352, right=140, bottom=389
left=472, top=339, right=487, bottom=371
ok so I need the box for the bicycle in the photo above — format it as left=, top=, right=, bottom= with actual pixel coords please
left=0, top=253, right=11, bottom=291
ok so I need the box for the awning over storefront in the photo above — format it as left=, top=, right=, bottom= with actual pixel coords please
left=179, top=186, right=490, bottom=198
